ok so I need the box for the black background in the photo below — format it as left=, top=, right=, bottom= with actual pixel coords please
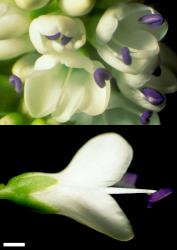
left=0, top=126, right=176, bottom=249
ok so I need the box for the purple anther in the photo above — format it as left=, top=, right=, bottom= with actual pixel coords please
left=152, top=66, right=162, bottom=77
left=121, top=47, right=132, bottom=65
left=141, top=87, right=165, bottom=106
left=139, top=13, right=164, bottom=27
left=140, top=110, right=153, bottom=125
left=94, top=68, right=112, bottom=88
left=46, top=32, right=61, bottom=40
left=147, top=188, right=173, bottom=208
left=61, top=35, right=72, bottom=46
left=118, top=173, right=138, bottom=188
left=9, top=74, right=23, bottom=93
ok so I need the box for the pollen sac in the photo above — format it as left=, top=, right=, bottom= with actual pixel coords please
left=61, top=35, right=73, bottom=46
left=139, top=14, right=164, bottom=27
left=94, top=68, right=112, bottom=88
left=9, top=74, right=23, bottom=93
left=121, top=47, right=132, bottom=65
left=46, top=32, right=61, bottom=40
left=140, top=111, right=153, bottom=125
left=147, top=188, right=173, bottom=208
left=141, top=88, right=165, bottom=106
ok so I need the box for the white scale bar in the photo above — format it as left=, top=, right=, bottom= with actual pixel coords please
left=3, top=243, right=25, bottom=247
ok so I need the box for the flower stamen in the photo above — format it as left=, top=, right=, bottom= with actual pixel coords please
left=46, top=32, right=73, bottom=46
left=140, top=110, right=153, bottom=125
left=46, top=32, right=61, bottom=40
left=94, top=68, right=112, bottom=88
left=9, top=74, right=23, bottom=93
left=121, top=47, right=132, bottom=65
left=147, top=188, right=173, bottom=208
left=141, top=87, right=165, bottom=105
left=138, top=14, right=164, bottom=27
left=61, top=35, right=73, bottom=46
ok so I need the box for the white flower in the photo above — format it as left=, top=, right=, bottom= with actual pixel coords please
left=71, top=88, right=161, bottom=125
left=24, top=52, right=111, bottom=122
left=0, top=133, right=158, bottom=241
left=88, top=3, right=168, bottom=74
left=59, top=0, right=95, bottom=16
left=15, top=0, right=51, bottom=10
left=111, top=44, right=177, bottom=112
left=0, top=0, right=30, bottom=39
left=11, top=53, right=40, bottom=82
left=29, top=15, right=86, bottom=54
left=0, top=1, right=34, bottom=60
left=0, top=34, right=34, bottom=60
left=8, top=53, right=39, bottom=93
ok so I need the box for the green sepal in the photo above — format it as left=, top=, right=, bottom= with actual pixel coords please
left=30, top=1, right=62, bottom=19
left=0, top=173, right=58, bottom=213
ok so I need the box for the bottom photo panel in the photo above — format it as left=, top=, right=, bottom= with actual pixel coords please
left=0, top=126, right=176, bottom=249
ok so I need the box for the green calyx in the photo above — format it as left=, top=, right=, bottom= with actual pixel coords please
left=29, top=1, right=62, bottom=19
left=0, top=173, right=58, bottom=213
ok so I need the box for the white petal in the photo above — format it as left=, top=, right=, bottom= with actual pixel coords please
left=119, top=6, right=168, bottom=41
left=24, top=64, right=68, bottom=117
left=58, top=133, right=133, bottom=187
left=97, top=41, right=159, bottom=75
left=15, top=0, right=50, bottom=10
left=112, top=69, right=151, bottom=89
left=81, top=61, right=111, bottom=116
left=33, top=186, right=134, bottom=241
left=96, top=3, right=146, bottom=44
left=52, top=69, right=86, bottom=123
left=12, top=53, right=39, bottom=81
left=0, top=34, right=34, bottom=60
left=96, top=7, right=119, bottom=44
left=160, top=43, right=177, bottom=74
left=34, top=54, right=62, bottom=70
left=0, top=1, right=30, bottom=39
left=118, top=80, right=165, bottom=112
left=113, top=29, right=159, bottom=58
left=70, top=108, right=160, bottom=125
left=95, top=109, right=160, bottom=125
left=147, top=65, right=177, bottom=94
left=34, top=52, right=94, bottom=73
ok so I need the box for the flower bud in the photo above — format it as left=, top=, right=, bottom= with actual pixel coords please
left=59, top=0, right=95, bottom=16
left=0, top=34, right=34, bottom=60
left=15, top=0, right=51, bottom=10
left=0, top=113, right=24, bottom=125
left=11, top=53, right=39, bottom=82
left=0, top=1, right=30, bottom=40
left=29, top=15, right=86, bottom=54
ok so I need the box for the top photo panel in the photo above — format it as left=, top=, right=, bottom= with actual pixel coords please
left=0, top=0, right=176, bottom=125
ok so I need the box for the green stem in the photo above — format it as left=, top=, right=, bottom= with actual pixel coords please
left=0, top=185, right=12, bottom=200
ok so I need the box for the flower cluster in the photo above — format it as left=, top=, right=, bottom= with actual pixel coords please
left=0, top=0, right=176, bottom=125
